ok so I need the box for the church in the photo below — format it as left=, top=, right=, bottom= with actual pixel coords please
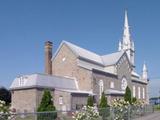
left=10, top=11, right=149, bottom=112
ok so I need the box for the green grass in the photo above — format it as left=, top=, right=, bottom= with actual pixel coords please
left=154, top=105, right=160, bottom=111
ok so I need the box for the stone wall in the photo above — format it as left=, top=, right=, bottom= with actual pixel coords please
left=52, top=44, right=92, bottom=91
left=11, top=89, right=37, bottom=113
left=132, top=81, right=148, bottom=101
left=71, top=93, right=89, bottom=110
left=54, top=89, right=71, bottom=111
left=117, top=54, right=132, bottom=90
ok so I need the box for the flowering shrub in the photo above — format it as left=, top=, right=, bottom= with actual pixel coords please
left=0, top=100, right=13, bottom=120
left=73, top=106, right=100, bottom=120
left=111, top=98, right=130, bottom=120
left=111, top=98, right=145, bottom=120
left=132, top=99, right=145, bottom=107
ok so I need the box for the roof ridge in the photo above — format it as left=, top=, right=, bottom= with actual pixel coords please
left=63, top=40, right=101, bottom=57
left=101, top=51, right=124, bottom=57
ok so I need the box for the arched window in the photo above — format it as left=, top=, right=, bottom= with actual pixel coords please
left=138, top=87, right=141, bottom=99
left=133, top=86, right=136, bottom=97
left=142, top=88, right=145, bottom=99
left=99, top=80, right=104, bottom=98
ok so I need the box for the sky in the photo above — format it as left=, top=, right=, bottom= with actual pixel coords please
left=0, top=0, right=160, bottom=97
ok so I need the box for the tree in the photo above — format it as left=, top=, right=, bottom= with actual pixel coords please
left=0, top=87, right=11, bottom=105
left=87, top=95, right=94, bottom=107
left=124, top=86, right=132, bottom=104
left=132, top=97, right=137, bottom=103
left=99, top=92, right=108, bottom=108
left=99, top=92, right=109, bottom=120
left=37, top=89, right=57, bottom=120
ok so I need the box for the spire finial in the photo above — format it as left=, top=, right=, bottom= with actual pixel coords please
left=124, top=10, right=129, bottom=29
left=143, top=61, right=147, bottom=72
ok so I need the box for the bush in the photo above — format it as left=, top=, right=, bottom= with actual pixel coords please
left=37, top=89, right=57, bottom=120
left=124, top=86, right=132, bottom=104
left=0, top=87, right=11, bottom=105
left=132, top=97, right=137, bottom=104
left=73, top=106, right=100, bottom=120
left=111, top=99, right=130, bottom=120
left=99, top=92, right=108, bottom=108
left=0, top=100, right=12, bottom=119
left=87, top=95, right=94, bottom=107
left=99, top=92, right=110, bottom=120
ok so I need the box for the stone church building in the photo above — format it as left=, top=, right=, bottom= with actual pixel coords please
left=10, top=11, right=149, bottom=112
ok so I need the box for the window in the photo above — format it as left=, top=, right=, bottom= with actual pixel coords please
left=138, top=87, right=141, bottom=99
left=59, top=96, right=63, bottom=105
left=133, top=86, right=136, bottom=97
left=62, top=57, right=66, bottom=62
left=99, top=80, right=104, bottom=98
left=110, top=82, right=114, bottom=88
left=121, top=77, right=127, bottom=90
left=143, top=88, right=145, bottom=99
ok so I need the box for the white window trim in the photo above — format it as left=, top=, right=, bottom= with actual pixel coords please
left=133, top=86, right=136, bottom=97
left=99, top=80, right=104, bottom=98
left=110, top=81, right=114, bottom=89
left=138, top=87, right=141, bottom=99
left=143, top=88, right=145, bottom=99
left=59, top=96, right=63, bottom=105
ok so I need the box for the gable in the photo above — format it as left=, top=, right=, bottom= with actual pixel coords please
left=101, top=51, right=124, bottom=66
left=52, top=41, right=78, bottom=62
left=116, top=52, right=132, bottom=71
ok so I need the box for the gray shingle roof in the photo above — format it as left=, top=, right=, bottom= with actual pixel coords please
left=101, top=51, right=124, bottom=66
left=53, top=41, right=125, bottom=66
left=10, top=74, right=78, bottom=90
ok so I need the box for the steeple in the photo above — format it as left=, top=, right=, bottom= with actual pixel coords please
left=142, top=62, right=148, bottom=80
left=119, top=10, right=135, bottom=67
left=122, top=10, right=131, bottom=48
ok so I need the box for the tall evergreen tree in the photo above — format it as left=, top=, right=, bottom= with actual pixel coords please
left=87, top=95, right=94, bottom=107
left=124, top=86, right=132, bottom=104
left=37, top=89, right=57, bottom=120
left=99, top=92, right=108, bottom=108
left=99, top=92, right=109, bottom=120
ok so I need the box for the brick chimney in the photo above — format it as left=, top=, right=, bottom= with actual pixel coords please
left=45, top=41, right=52, bottom=75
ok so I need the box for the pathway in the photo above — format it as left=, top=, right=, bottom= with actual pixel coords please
left=133, top=111, right=160, bottom=120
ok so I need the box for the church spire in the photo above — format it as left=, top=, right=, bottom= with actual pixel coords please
left=142, top=62, right=148, bottom=80
left=122, top=10, right=131, bottom=49
left=119, top=10, right=135, bottom=67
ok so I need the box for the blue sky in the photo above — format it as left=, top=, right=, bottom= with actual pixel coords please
left=0, top=0, right=160, bottom=97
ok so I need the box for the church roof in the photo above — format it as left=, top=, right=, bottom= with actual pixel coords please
left=10, top=73, right=78, bottom=90
left=53, top=40, right=125, bottom=66
left=62, top=41, right=104, bottom=65
left=101, top=51, right=124, bottom=66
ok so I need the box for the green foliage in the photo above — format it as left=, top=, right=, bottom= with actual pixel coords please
left=99, top=92, right=108, bottom=108
left=37, top=89, right=57, bottom=120
left=132, top=97, right=137, bottom=103
left=99, top=92, right=110, bottom=120
left=87, top=95, right=94, bottom=107
left=0, top=87, right=11, bottom=105
left=124, top=86, right=132, bottom=104
left=154, top=105, right=160, bottom=111
left=73, top=106, right=100, bottom=120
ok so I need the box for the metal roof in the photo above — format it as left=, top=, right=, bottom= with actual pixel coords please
left=10, top=73, right=78, bottom=90
left=54, top=41, right=125, bottom=66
